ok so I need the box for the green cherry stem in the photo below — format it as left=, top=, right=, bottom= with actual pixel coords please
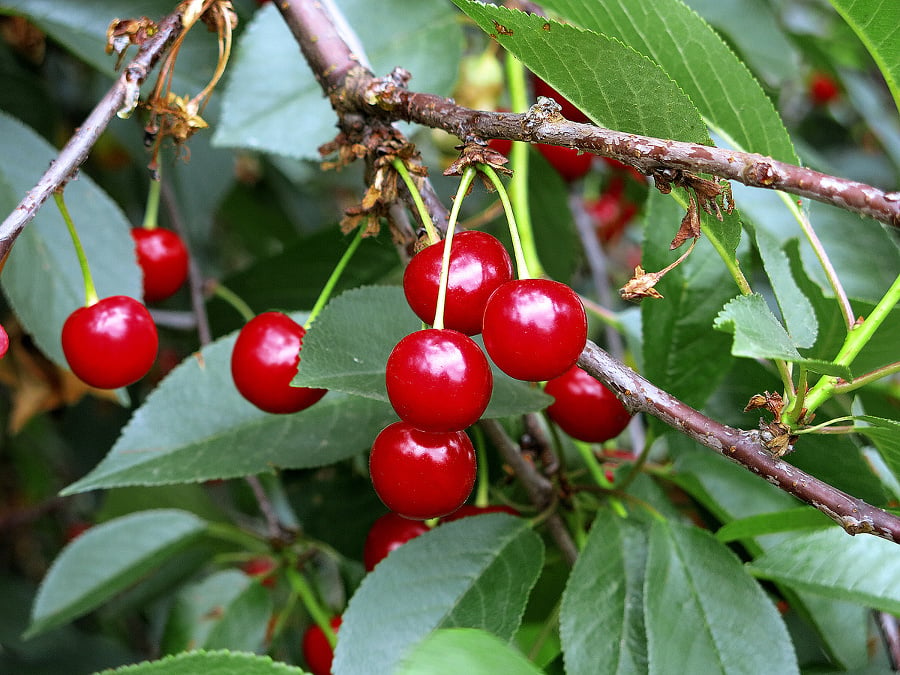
left=54, top=190, right=99, bottom=307
left=504, top=55, right=545, bottom=280
left=304, top=226, right=364, bottom=330
left=477, top=163, right=534, bottom=280
left=801, top=271, right=900, bottom=420
left=433, top=166, right=476, bottom=330
left=141, top=168, right=162, bottom=231
left=211, top=282, right=256, bottom=323
left=285, top=564, right=338, bottom=648
left=471, top=424, right=489, bottom=507
left=392, top=158, right=438, bottom=244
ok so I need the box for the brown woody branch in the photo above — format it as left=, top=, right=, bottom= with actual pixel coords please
left=278, top=0, right=900, bottom=229
left=578, top=341, right=900, bottom=543
left=0, top=11, right=183, bottom=266
left=280, top=0, right=900, bottom=544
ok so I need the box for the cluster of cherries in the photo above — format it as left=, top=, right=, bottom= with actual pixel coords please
left=61, top=225, right=188, bottom=390
left=368, top=224, right=594, bottom=522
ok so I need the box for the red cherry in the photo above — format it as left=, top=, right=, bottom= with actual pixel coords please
left=545, top=366, right=632, bottom=443
left=0, top=323, right=8, bottom=359
left=532, top=77, right=590, bottom=123
left=62, top=295, right=158, bottom=389
left=64, top=521, right=92, bottom=543
left=302, top=616, right=341, bottom=675
left=369, top=421, right=476, bottom=520
left=440, top=504, right=520, bottom=523
left=231, top=312, right=326, bottom=414
left=131, top=227, right=189, bottom=303
left=403, top=230, right=513, bottom=335
left=488, top=136, right=513, bottom=157
left=482, top=279, right=587, bottom=382
left=809, top=72, right=840, bottom=106
left=241, top=556, right=278, bottom=588
left=535, top=144, right=593, bottom=182
left=386, top=329, right=492, bottom=432
left=586, top=178, right=638, bottom=243
left=363, top=512, right=429, bottom=571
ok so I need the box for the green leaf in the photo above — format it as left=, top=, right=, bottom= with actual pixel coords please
left=560, top=514, right=649, bottom=675
left=61, top=322, right=398, bottom=493
left=161, top=570, right=273, bottom=655
left=715, top=508, right=832, bottom=543
left=749, top=527, right=900, bottom=615
left=667, top=437, right=871, bottom=669
left=682, top=0, right=800, bottom=87
left=800, top=201, right=900, bottom=305
left=644, top=521, right=798, bottom=674
left=214, top=1, right=462, bottom=158
left=95, top=650, right=307, bottom=675
left=752, top=227, right=817, bottom=349
left=0, top=111, right=141, bottom=368
left=396, top=628, right=543, bottom=675
left=333, top=513, right=543, bottom=675
left=451, top=0, right=708, bottom=143
left=214, top=228, right=399, bottom=329
left=528, top=147, right=580, bottom=283
left=713, top=294, right=850, bottom=377
left=540, top=0, right=797, bottom=163
left=27, top=509, right=207, bottom=637
left=828, top=0, right=900, bottom=117
left=0, top=0, right=216, bottom=93
left=640, top=192, right=738, bottom=409
left=852, top=415, right=900, bottom=486
left=293, top=286, right=553, bottom=418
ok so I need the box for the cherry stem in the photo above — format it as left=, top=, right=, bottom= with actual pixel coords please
left=53, top=190, right=99, bottom=307
left=304, top=226, right=364, bottom=330
left=477, top=163, right=533, bottom=280
left=571, top=437, right=612, bottom=488
left=503, top=55, right=544, bottom=280
left=285, top=564, right=338, bottom=648
left=141, top=169, right=162, bottom=231
left=392, top=158, right=438, bottom=244
left=833, top=361, right=900, bottom=394
left=471, top=425, right=489, bottom=507
left=433, top=166, right=476, bottom=330
left=211, top=282, right=256, bottom=323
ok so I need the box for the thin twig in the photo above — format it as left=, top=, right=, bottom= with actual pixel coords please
left=159, top=177, right=211, bottom=346
left=0, top=11, right=183, bottom=264
left=480, top=418, right=579, bottom=565
left=577, top=340, right=900, bottom=543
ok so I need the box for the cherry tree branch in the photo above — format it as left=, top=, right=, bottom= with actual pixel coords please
left=0, top=11, right=183, bottom=266
left=278, top=0, right=900, bottom=544
left=279, top=0, right=900, bottom=229
left=578, top=341, right=900, bottom=543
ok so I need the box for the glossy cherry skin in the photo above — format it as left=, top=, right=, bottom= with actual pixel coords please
left=369, top=421, right=476, bottom=520
left=131, top=227, right=189, bottom=303
left=231, top=312, right=326, bottom=414
left=482, top=279, right=587, bottom=382
left=545, top=366, right=632, bottom=443
left=62, top=295, right=158, bottom=389
left=363, top=512, right=429, bottom=571
left=0, top=323, right=8, bottom=359
left=535, top=143, right=593, bottom=182
left=302, top=616, right=341, bottom=675
left=385, top=329, right=492, bottom=432
left=403, top=230, right=513, bottom=336
left=441, top=504, right=520, bottom=523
